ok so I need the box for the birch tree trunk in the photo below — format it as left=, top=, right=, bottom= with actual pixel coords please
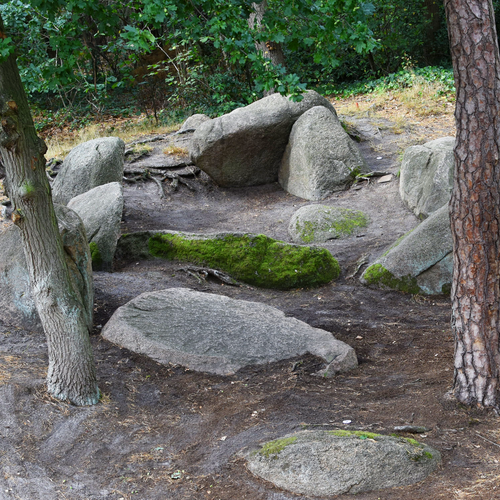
left=0, top=16, right=99, bottom=406
left=248, top=0, right=286, bottom=96
left=445, top=0, right=500, bottom=409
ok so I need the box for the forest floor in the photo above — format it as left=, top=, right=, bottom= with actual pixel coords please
left=2, top=97, right=500, bottom=500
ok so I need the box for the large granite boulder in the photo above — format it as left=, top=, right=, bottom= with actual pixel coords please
left=244, top=430, right=440, bottom=496
left=279, top=106, right=370, bottom=200
left=101, top=288, right=357, bottom=376
left=0, top=205, right=94, bottom=331
left=361, top=204, right=452, bottom=295
left=189, top=91, right=336, bottom=187
left=289, top=204, right=369, bottom=243
left=399, top=137, right=455, bottom=219
left=177, top=113, right=211, bottom=134
left=342, top=117, right=383, bottom=142
left=67, top=182, right=124, bottom=271
left=51, top=137, right=125, bottom=205
left=115, top=230, right=340, bottom=289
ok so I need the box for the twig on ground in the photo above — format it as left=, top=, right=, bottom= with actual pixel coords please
left=475, top=431, right=500, bottom=448
left=178, top=266, right=240, bottom=286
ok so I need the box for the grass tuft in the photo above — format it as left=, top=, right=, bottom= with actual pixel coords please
left=163, top=145, right=188, bottom=156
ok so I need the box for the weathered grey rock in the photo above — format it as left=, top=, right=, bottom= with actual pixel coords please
left=289, top=204, right=369, bottom=243
left=361, top=204, right=452, bottom=295
left=101, top=288, right=357, bottom=376
left=0, top=205, right=93, bottom=331
left=279, top=107, right=370, bottom=200
left=177, top=113, right=211, bottom=134
left=51, top=137, right=125, bottom=205
left=342, top=117, right=382, bottom=142
left=67, top=182, right=124, bottom=271
left=244, top=430, right=440, bottom=496
left=189, top=91, right=336, bottom=187
left=0, top=223, right=38, bottom=329
left=399, top=137, right=455, bottom=219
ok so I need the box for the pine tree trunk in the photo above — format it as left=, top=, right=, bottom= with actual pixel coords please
left=0, top=17, right=99, bottom=406
left=248, top=0, right=286, bottom=96
left=445, top=0, right=500, bottom=409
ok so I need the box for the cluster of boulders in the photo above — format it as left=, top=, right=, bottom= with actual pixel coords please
left=190, top=90, right=369, bottom=198
left=0, top=92, right=458, bottom=339
left=0, top=137, right=125, bottom=330
left=0, top=92, right=451, bottom=495
left=189, top=92, right=457, bottom=297
left=361, top=136, right=455, bottom=295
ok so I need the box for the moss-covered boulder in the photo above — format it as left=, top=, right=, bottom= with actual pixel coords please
left=360, top=204, right=452, bottom=295
left=116, top=231, right=340, bottom=289
left=289, top=204, right=369, bottom=243
left=244, top=430, right=440, bottom=496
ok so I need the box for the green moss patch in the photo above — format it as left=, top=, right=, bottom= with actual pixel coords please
left=294, top=207, right=368, bottom=244
left=89, top=241, right=103, bottom=270
left=147, top=232, right=340, bottom=289
left=399, top=437, right=433, bottom=462
left=328, top=430, right=381, bottom=440
left=363, top=263, right=421, bottom=295
left=260, top=437, right=297, bottom=458
left=328, top=431, right=433, bottom=462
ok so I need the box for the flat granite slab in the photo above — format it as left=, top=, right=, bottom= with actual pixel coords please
left=101, top=288, right=357, bottom=376
left=244, top=430, right=441, bottom=496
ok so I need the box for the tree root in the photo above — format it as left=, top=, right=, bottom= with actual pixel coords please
left=178, top=266, right=240, bottom=286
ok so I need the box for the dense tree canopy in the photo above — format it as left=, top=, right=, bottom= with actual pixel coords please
left=0, top=0, right=454, bottom=118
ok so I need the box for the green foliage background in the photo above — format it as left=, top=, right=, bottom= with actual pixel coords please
left=0, top=0, right=459, bottom=124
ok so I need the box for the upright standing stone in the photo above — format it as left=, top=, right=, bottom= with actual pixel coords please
left=67, top=182, right=124, bottom=271
left=279, top=106, right=369, bottom=200
left=51, top=137, right=125, bottom=205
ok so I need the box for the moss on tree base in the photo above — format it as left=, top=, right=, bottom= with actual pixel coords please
left=145, top=232, right=340, bottom=289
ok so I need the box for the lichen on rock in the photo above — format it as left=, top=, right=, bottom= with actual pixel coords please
left=289, top=204, right=369, bottom=244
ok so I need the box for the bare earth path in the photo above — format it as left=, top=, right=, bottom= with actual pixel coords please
left=1, top=106, right=499, bottom=500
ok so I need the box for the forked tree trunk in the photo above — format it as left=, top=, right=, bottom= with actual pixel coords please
left=0, top=16, right=99, bottom=405
left=248, top=0, right=286, bottom=96
left=445, top=0, right=500, bottom=409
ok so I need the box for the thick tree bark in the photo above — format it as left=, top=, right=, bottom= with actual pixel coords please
left=445, top=0, right=500, bottom=409
left=0, top=16, right=99, bottom=405
left=248, top=0, right=286, bottom=96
